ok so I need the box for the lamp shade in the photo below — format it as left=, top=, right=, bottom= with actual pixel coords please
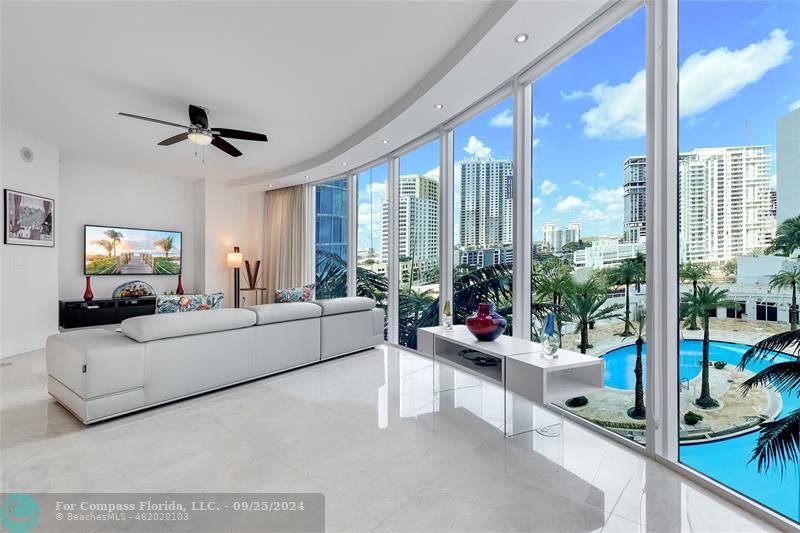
left=227, top=251, right=243, bottom=269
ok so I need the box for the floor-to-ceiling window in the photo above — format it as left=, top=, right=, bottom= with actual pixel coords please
left=315, top=177, right=349, bottom=298
left=676, top=0, right=799, bottom=522
left=452, top=98, right=514, bottom=333
left=357, top=163, right=389, bottom=339
left=531, top=7, right=647, bottom=442
left=396, top=140, right=440, bottom=349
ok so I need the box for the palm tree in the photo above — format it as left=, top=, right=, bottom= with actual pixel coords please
left=452, top=263, right=513, bottom=334
left=680, top=262, right=711, bottom=330
left=607, top=259, right=645, bottom=336
left=103, top=229, right=124, bottom=256
left=92, top=239, right=114, bottom=256
left=769, top=266, right=800, bottom=331
left=682, top=285, right=739, bottom=409
left=399, top=288, right=436, bottom=348
left=533, top=257, right=573, bottom=306
left=154, top=235, right=174, bottom=258
left=738, top=329, right=800, bottom=473
left=768, top=215, right=800, bottom=256
left=562, top=276, right=622, bottom=354
left=623, top=309, right=646, bottom=419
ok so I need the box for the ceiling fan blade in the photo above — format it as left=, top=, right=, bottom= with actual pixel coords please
left=158, top=132, right=189, bottom=146
left=189, top=105, right=209, bottom=129
left=118, top=112, right=187, bottom=129
left=213, top=128, right=268, bottom=142
left=211, top=136, right=242, bottom=157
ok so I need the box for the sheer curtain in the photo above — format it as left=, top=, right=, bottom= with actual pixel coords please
left=263, top=185, right=310, bottom=302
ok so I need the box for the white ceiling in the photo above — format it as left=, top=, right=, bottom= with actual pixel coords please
left=1, top=0, right=609, bottom=189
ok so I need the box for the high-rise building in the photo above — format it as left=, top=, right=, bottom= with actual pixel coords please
left=541, top=222, right=579, bottom=253
left=623, top=156, right=647, bottom=244
left=459, top=159, right=513, bottom=248
left=381, top=174, right=439, bottom=280
left=315, top=179, right=348, bottom=261
left=568, top=221, right=582, bottom=242
left=542, top=223, right=555, bottom=248
left=777, top=108, right=800, bottom=224
left=679, top=146, right=775, bottom=263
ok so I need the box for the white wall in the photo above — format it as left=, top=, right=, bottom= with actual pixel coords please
left=58, top=159, right=263, bottom=309
left=201, top=179, right=263, bottom=308
left=1, top=125, right=60, bottom=357
left=0, top=143, right=262, bottom=358
left=59, top=157, right=200, bottom=299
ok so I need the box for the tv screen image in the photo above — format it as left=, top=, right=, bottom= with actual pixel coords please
left=84, top=225, right=182, bottom=275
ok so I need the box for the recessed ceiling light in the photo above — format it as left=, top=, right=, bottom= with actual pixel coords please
left=342, top=161, right=348, bottom=166
left=304, top=175, right=310, bottom=180
left=514, top=33, right=529, bottom=44
left=382, top=139, right=389, bottom=144
left=268, top=184, right=273, bottom=188
left=434, top=103, right=444, bottom=110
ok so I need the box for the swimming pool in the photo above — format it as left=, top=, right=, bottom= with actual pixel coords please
left=601, top=339, right=799, bottom=522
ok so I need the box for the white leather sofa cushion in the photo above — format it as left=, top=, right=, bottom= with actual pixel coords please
left=313, top=297, right=375, bottom=316
left=247, top=302, right=321, bottom=325
left=121, top=308, right=256, bottom=342
left=46, top=329, right=144, bottom=398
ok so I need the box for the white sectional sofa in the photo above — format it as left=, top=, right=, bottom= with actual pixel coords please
left=46, top=297, right=384, bottom=424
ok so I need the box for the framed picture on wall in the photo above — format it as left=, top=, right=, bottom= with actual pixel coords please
left=4, top=189, right=55, bottom=247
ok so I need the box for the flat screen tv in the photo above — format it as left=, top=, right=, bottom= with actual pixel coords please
left=84, top=225, right=182, bottom=275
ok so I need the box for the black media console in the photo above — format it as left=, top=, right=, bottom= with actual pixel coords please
left=58, top=297, right=156, bottom=329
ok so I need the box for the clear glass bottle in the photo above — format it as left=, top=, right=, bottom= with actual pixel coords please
left=541, top=312, right=559, bottom=358
left=442, top=300, right=453, bottom=329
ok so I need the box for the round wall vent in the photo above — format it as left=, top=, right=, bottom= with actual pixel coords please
left=20, top=147, right=34, bottom=163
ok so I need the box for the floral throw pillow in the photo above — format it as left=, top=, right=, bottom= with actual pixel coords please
left=156, top=293, right=224, bottom=314
left=274, top=284, right=315, bottom=303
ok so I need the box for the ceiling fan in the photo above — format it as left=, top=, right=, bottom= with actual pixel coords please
left=118, top=104, right=268, bottom=157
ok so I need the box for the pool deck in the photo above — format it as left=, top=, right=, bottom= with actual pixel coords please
left=557, top=317, right=786, bottom=441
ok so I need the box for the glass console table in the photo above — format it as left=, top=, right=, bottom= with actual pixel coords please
left=417, top=325, right=604, bottom=437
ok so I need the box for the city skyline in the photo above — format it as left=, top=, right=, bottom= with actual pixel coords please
left=355, top=1, right=798, bottom=248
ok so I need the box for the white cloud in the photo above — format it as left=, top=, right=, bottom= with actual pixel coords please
left=574, top=29, right=793, bottom=139
left=425, top=166, right=440, bottom=178
left=532, top=196, right=542, bottom=206
left=532, top=138, right=541, bottom=148
left=463, top=135, right=492, bottom=159
left=489, top=109, right=513, bottom=127
left=489, top=109, right=550, bottom=129
left=533, top=113, right=551, bottom=128
left=680, top=29, right=792, bottom=116
left=571, top=179, right=584, bottom=187
left=554, top=195, right=585, bottom=212
left=597, top=172, right=606, bottom=179
left=590, top=186, right=624, bottom=206
left=539, top=179, right=558, bottom=196
left=533, top=207, right=542, bottom=216
left=565, top=123, right=572, bottom=130
left=790, top=99, right=800, bottom=111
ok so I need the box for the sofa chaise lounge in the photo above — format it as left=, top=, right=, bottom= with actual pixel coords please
left=46, top=297, right=383, bottom=424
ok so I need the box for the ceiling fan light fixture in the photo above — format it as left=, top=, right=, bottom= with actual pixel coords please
left=187, top=128, right=213, bottom=146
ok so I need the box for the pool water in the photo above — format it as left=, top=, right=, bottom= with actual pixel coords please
left=602, top=340, right=799, bottom=523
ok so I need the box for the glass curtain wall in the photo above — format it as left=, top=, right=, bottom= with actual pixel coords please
left=314, top=177, right=349, bottom=298
left=530, top=7, right=647, bottom=443
left=452, top=98, right=514, bottom=333
left=396, top=140, right=441, bottom=349
left=676, top=0, right=800, bottom=522
left=357, top=163, right=389, bottom=339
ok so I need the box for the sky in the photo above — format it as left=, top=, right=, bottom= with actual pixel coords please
left=357, top=1, right=800, bottom=250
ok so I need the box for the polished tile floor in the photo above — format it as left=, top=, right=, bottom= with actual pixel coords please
left=0, top=345, right=777, bottom=532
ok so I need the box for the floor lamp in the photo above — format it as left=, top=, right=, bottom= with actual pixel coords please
left=227, top=246, right=242, bottom=308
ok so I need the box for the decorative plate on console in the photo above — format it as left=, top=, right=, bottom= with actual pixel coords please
left=112, top=280, right=155, bottom=298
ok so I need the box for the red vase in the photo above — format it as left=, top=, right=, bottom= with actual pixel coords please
left=176, top=274, right=184, bottom=295
left=465, top=303, right=507, bottom=341
left=83, top=276, right=94, bottom=302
